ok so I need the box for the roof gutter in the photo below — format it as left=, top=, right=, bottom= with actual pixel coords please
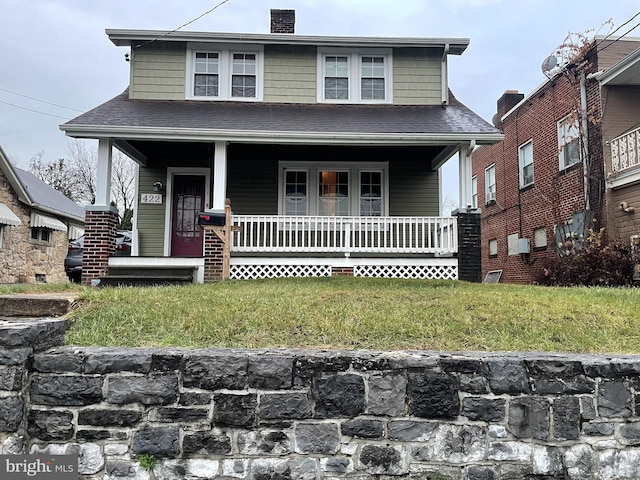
left=61, top=124, right=503, bottom=146
left=442, top=43, right=450, bottom=106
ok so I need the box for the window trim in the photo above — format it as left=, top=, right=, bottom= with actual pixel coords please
left=186, top=44, right=264, bottom=101
left=488, top=238, right=498, bottom=258
left=317, top=48, right=392, bottom=104
left=471, top=175, right=478, bottom=209
left=30, top=227, right=51, bottom=245
left=518, top=140, right=534, bottom=188
left=558, top=114, right=581, bottom=170
left=278, top=162, right=389, bottom=216
left=485, top=164, right=496, bottom=204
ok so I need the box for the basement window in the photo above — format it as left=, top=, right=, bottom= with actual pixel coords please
left=31, top=227, right=51, bottom=245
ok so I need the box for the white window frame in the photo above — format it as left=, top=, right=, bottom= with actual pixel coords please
left=471, top=175, right=478, bottom=209
left=485, top=164, right=496, bottom=204
left=558, top=114, right=581, bottom=170
left=278, top=162, right=389, bottom=216
left=30, top=227, right=51, bottom=245
left=518, top=140, right=534, bottom=188
left=186, top=44, right=264, bottom=101
left=534, top=227, right=547, bottom=249
left=317, top=48, right=392, bottom=104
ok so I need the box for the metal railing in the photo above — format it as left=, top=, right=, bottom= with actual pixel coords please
left=611, top=127, right=640, bottom=173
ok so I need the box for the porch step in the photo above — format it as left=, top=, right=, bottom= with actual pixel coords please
left=99, top=266, right=196, bottom=287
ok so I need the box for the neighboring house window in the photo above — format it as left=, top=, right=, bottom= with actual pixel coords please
left=485, top=164, right=496, bottom=204
left=519, top=140, right=534, bottom=188
left=187, top=46, right=263, bottom=100
left=534, top=227, right=547, bottom=250
left=489, top=238, right=498, bottom=257
left=558, top=114, right=581, bottom=170
left=507, top=233, right=519, bottom=256
left=471, top=175, right=478, bottom=209
left=318, top=49, right=392, bottom=103
left=31, top=227, right=51, bottom=244
left=280, top=162, right=388, bottom=216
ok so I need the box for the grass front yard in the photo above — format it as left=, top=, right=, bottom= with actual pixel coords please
left=8, top=277, right=636, bottom=354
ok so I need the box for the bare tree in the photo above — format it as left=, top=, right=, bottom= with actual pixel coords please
left=29, top=139, right=136, bottom=229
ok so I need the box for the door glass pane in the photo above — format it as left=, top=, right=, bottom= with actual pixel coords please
left=360, top=171, right=382, bottom=216
left=318, top=171, right=349, bottom=216
left=285, top=171, right=307, bottom=215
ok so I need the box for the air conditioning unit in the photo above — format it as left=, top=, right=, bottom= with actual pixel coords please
left=518, top=238, right=530, bottom=254
left=486, top=191, right=496, bottom=203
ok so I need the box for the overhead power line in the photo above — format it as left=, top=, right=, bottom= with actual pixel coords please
left=0, top=99, right=70, bottom=120
left=134, top=0, right=233, bottom=50
left=0, top=87, right=84, bottom=113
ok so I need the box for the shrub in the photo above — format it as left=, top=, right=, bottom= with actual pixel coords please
left=536, top=228, right=637, bottom=287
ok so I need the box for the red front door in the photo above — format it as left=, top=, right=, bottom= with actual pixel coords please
left=171, top=175, right=205, bottom=257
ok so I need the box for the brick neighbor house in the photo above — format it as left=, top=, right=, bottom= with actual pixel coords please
left=472, top=36, right=640, bottom=284
left=61, top=9, right=502, bottom=284
left=0, top=144, right=85, bottom=284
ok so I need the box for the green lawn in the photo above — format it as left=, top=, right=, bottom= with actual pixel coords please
left=18, top=277, right=636, bottom=354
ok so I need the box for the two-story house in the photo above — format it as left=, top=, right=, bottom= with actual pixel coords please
left=61, top=9, right=501, bottom=284
left=472, top=36, right=640, bottom=284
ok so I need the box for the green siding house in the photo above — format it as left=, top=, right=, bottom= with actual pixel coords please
left=61, top=9, right=501, bottom=283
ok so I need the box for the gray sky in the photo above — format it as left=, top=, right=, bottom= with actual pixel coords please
left=2, top=0, right=640, bottom=203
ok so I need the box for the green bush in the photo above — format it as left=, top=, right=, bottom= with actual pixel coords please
left=537, top=228, right=637, bottom=287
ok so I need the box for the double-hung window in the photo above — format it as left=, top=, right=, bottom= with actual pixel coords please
left=558, top=114, right=581, bottom=169
left=485, top=165, right=496, bottom=204
left=471, top=175, right=478, bottom=209
left=319, top=49, right=391, bottom=103
left=280, top=163, right=388, bottom=216
left=188, top=45, right=263, bottom=100
left=518, top=140, right=534, bottom=188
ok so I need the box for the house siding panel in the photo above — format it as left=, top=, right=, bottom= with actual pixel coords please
left=393, top=48, right=442, bottom=105
left=263, top=45, right=317, bottom=103
left=389, top=159, right=439, bottom=216
left=137, top=167, right=167, bottom=256
left=130, top=43, right=186, bottom=100
left=227, top=156, right=278, bottom=215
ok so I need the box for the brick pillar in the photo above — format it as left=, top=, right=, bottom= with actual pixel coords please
left=82, top=207, right=118, bottom=285
left=455, top=207, right=482, bottom=283
left=204, top=230, right=224, bottom=282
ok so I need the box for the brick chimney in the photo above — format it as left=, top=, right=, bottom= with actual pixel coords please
left=271, top=9, right=295, bottom=34
left=494, top=90, right=524, bottom=129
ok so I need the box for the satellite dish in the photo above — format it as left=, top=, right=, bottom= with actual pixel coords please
left=541, top=55, right=558, bottom=77
left=492, top=113, right=500, bottom=128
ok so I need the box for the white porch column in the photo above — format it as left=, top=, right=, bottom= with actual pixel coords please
left=458, top=141, right=474, bottom=209
left=95, top=138, right=113, bottom=207
left=212, top=141, right=227, bottom=211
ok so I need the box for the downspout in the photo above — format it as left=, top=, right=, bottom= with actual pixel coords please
left=442, top=43, right=449, bottom=106
left=580, top=72, right=590, bottom=211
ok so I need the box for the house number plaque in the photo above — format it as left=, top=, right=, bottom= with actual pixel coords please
left=140, top=193, right=163, bottom=204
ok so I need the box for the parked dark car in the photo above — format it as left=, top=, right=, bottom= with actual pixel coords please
left=64, top=231, right=132, bottom=282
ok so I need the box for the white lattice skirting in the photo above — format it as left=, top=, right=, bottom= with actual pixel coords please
left=354, top=264, right=458, bottom=280
left=230, top=262, right=458, bottom=280
left=230, top=264, right=332, bottom=279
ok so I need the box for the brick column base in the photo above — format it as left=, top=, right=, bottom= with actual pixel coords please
left=455, top=208, right=482, bottom=283
left=204, top=230, right=224, bottom=282
left=82, top=207, right=119, bottom=285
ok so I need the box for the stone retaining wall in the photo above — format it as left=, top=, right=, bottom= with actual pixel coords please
left=2, top=321, right=640, bottom=479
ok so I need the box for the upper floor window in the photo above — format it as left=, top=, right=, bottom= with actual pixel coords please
left=558, top=115, right=581, bottom=169
left=187, top=46, right=263, bottom=101
left=485, top=164, right=496, bottom=204
left=519, top=140, right=534, bottom=188
left=280, top=162, right=388, bottom=216
left=318, top=49, right=392, bottom=104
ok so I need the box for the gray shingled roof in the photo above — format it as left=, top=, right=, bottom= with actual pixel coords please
left=62, top=89, right=500, bottom=139
left=14, top=168, right=85, bottom=222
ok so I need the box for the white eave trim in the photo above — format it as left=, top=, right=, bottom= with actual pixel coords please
left=31, top=212, right=68, bottom=232
left=61, top=125, right=503, bottom=146
left=106, top=29, right=469, bottom=54
left=0, top=202, right=21, bottom=226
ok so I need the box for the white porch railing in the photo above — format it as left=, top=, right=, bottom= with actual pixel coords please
left=611, top=127, right=640, bottom=173
left=231, top=215, right=457, bottom=255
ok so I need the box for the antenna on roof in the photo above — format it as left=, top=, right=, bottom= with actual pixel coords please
left=541, top=55, right=558, bottom=78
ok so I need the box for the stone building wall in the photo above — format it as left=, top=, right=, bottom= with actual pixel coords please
left=0, top=169, right=69, bottom=284
left=2, top=322, right=640, bottom=479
